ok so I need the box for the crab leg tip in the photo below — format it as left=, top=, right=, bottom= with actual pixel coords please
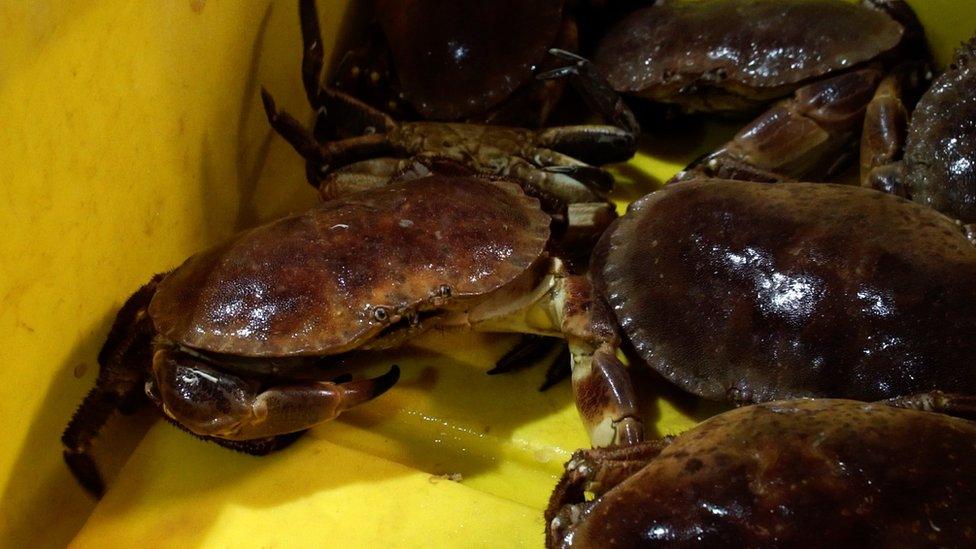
left=548, top=48, right=587, bottom=64
left=63, top=450, right=105, bottom=499
left=260, top=88, right=277, bottom=115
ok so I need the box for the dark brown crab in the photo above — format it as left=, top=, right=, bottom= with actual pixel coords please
left=593, top=0, right=928, bottom=184
left=263, top=1, right=639, bottom=208
left=330, top=0, right=577, bottom=126
left=63, top=175, right=644, bottom=497
left=593, top=179, right=976, bottom=404
left=862, top=35, right=976, bottom=222
left=672, top=31, right=976, bottom=228
left=546, top=395, right=976, bottom=548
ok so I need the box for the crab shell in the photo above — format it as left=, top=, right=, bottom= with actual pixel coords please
left=149, top=175, right=550, bottom=358
left=594, top=179, right=976, bottom=403
left=593, top=0, right=905, bottom=113
left=549, top=398, right=976, bottom=547
left=903, top=36, right=976, bottom=222
left=376, top=0, right=565, bottom=121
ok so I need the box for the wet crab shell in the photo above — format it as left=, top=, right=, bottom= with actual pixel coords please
left=904, top=36, right=976, bottom=222
left=376, top=0, right=564, bottom=121
left=551, top=399, right=976, bottom=547
left=595, top=179, right=976, bottom=402
left=149, top=175, right=550, bottom=357
left=593, top=0, right=904, bottom=112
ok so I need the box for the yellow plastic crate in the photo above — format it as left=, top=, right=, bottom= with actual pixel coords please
left=1, top=1, right=973, bottom=547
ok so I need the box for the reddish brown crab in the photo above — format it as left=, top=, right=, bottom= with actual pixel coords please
left=593, top=179, right=976, bottom=404
left=594, top=0, right=921, bottom=115
left=63, top=175, right=643, bottom=497
left=546, top=396, right=976, bottom=547
left=264, top=1, right=639, bottom=207
left=329, top=0, right=578, bottom=126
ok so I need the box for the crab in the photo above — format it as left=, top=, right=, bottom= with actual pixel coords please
left=593, top=0, right=922, bottom=115
left=592, top=179, right=976, bottom=405
left=546, top=395, right=976, bottom=547
left=671, top=33, right=976, bottom=226
left=326, top=0, right=577, bottom=126
left=861, top=35, right=976, bottom=222
left=591, top=0, right=928, bottom=184
left=62, top=174, right=644, bottom=497
left=263, top=0, right=639, bottom=209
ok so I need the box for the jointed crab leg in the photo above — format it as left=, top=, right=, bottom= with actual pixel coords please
left=544, top=439, right=671, bottom=548
left=261, top=89, right=395, bottom=181
left=149, top=350, right=400, bottom=441
left=538, top=48, right=641, bottom=141
left=62, top=274, right=163, bottom=497
left=672, top=67, right=887, bottom=183
left=859, top=62, right=931, bottom=196
left=299, top=0, right=324, bottom=108
left=460, top=261, right=644, bottom=447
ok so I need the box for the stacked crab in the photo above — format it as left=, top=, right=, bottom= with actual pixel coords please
left=64, top=1, right=976, bottom=546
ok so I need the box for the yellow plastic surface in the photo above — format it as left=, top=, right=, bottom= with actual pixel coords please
left=0, top=1, right=973, bottom=547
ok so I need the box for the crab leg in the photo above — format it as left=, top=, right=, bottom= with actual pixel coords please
left=316, top=86, right=397, bottom=137
left=62, top=274, right=164, bottom=497
left=568, top=341, right=643, bottom=446
left=538, top=49, right=641, bottom=139
left=299, top=0, right=324, bottom=108
left=536, top=50, right=639, bottom=165
left=148, top=350, right=400, bottom=441
left=261, top=89, right=395, bottom=181
left=462, top=261, right=644, bottom=447
left=860, top=63, right=930, bottom=196
left=545, top=440, right=671, bottom=548
left=884, top=391, right=976, bottom=421
left=671, top=67, right=886, bottom=183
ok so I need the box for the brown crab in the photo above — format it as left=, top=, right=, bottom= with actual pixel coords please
left=672, top=30, right=976, bottom=229
left=593, top=179, right=976, bottom=404
left=861, top=35, right=976, bottom=222
left=594, top=0, right=921, bottom=115
left=593, top=0, right=928, bottom=184
left=62, top=175, right=644, bottom=497
left=263, top=1, right=639, bottom=207
left=329, top=0, right=578, bottom=126
left=546, top=395, right=976, bottom=547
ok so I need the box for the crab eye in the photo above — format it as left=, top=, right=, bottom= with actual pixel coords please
left=373, top=307, right=390, bottom=322
left=439, top=285, right=452, bottom=297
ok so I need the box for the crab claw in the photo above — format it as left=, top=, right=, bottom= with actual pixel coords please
left=536, top=49, right=641, bottom=141
left=149, top=349, right=401, bottom=441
